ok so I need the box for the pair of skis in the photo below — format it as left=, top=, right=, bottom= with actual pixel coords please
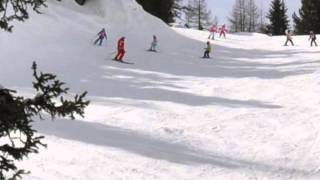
left=110, top=59, right=134, bottom=65
left=106, top=49, right=159, bottom=65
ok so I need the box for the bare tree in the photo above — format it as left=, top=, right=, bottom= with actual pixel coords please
left=229, top=0, right=240, bottom=32
left=212, top=15, right=219, bottom=26
left=184, top=0, right=195, bottom=26
left=247, top=0, right=259, bottom=32
left=229, top=0, right=246, bottom=32
left=229, top=0, right=260, bottom=32
left=185, top=0, right=212, bottom=30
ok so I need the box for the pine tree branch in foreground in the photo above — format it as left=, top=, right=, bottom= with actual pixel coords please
left=0, top=0, right=47, bottom=32
left=0, top=0, right=86, bottom=31
left=0, top=62, right=90, bottom=180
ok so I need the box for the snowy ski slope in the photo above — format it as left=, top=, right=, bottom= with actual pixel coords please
left=1, top=0, right=320, bottom=179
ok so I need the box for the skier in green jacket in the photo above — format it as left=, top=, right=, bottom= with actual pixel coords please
left=203, top=41, right=212, bottom=58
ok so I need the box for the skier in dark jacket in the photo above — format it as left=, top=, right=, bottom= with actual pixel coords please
left=114, top=37, right=126, bottom=61
left=94, top=28, right=107, bottom=46
left=203, top=41, right=212, bottom=58
left=284, top=30, right=294, bottom=46
left=309, top=31, right=318, bottom=47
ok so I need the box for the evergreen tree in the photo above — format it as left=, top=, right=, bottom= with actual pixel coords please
left=0, top=0, right=46, bottom=31
left=0, top=62, right=89, bottom=179
left=75, top=0, right=86, bottom=5
left=0, top=1, right=89, bottom=179
left=267, top=0, right=289, bottom=35
left=293, top=0, right=320, bottom=34
left=0, top=0, right=84, bottom=31
left=279, top=0, right=290, bottom=32
left=136, top=0, right=180, bottom=23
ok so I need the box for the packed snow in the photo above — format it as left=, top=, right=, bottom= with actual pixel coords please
left=1, top=0, right=320, bottom=179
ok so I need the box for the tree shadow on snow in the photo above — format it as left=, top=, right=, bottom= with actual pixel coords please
left=77, top=66, right=282, bottom=109
left=47, top=36, right=320, bottom=109
left=124, top=44, right=320, bottom=80
left=34, top=119, right=318, bottom=178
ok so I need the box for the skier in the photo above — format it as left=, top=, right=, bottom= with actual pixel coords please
left=219, top=24, right=227, bottom=38
left=114, top=37, right=126, bottom=61
left=309, top=31, right=318, bottom=47
left=208, top=25, right=217, bottom=40
left=203, top=41, right=212, bottom=59
left=284, top=30, right=294, bottom=46
left=94, top=28, right=107, bottom=46
left=148, top=35, right=158, bottom=52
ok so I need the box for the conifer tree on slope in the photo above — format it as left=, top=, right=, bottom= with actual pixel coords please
left=0, top=63, right=89, bottom=180
left=136, top=0, right=182, bottom=24
left=0, top=1, right=89, bottom=179
left=267, top=0, right=290, bottom=35
left=293, top=0, right=320, bottom=34
left=0, top=0, right=86, bottom=31
left=75, top=0, right=86, bottom=5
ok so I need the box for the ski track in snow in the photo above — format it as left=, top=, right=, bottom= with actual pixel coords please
left=1, top=0, right=320, bottom=179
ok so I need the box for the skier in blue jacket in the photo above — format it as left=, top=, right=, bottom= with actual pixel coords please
left=94, top=28, right=107, bottom=46
left=148, top=35, right=158, bottom=52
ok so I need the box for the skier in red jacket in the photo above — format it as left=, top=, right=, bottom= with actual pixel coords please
left=114, top=37, right=126, bottom=61
left=208, top=25, right=217, bottom=40
left=219, top=24, right=227, bottom=38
